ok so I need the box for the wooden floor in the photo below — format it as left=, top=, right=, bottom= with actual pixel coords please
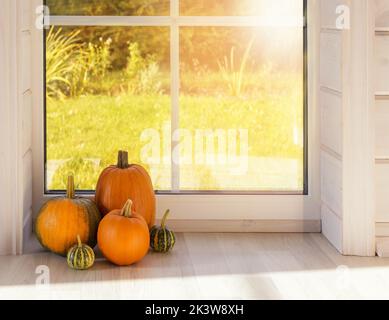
left=1, top=233, right=389, bottom=300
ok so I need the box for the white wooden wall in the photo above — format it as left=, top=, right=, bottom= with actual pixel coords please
left=0, top=0, right=17, bottom=255
left=320, top=0, right=376, bottom=256
left=20, top=0, right=34, bottom=255
left=320, top=0, right=347, bottom=253
left=0, top=0, right=33, bottom=255
left=374, top=0, right=389, bottom=255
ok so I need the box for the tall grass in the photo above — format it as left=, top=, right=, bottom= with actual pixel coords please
left=47, top=27, right=163, bottom=98
left=68, top=37, right=112, bottom=97
left=217, top=37, right=255, bottom=97
left=47, top=27, right=114, bottom=98
left=46, top=27, right=81, bottom=99
left=126, top=42, right=163, bottom=95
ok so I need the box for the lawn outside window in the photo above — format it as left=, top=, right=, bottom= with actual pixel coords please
left=43, top=0, right=308, bottom=195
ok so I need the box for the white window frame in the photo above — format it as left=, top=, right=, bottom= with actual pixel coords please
left=32, top=0, right=321, bottom=230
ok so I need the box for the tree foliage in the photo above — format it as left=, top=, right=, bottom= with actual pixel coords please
left=46, top=0, right=169, bottom=16
left=45, top=0, right=269, bottom=71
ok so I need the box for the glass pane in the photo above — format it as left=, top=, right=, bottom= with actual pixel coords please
left=180, top=0, right=302, bottom=17
left=45, top=0, right=169, bottom=16
left=179, top=26, right=304, bottom=191
left=46, top=26, right=171, bottom=191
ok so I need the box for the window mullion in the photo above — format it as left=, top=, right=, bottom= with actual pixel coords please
left=171, top=0, right=180, bottom=192
left=45, top=16, right=305, bottom=28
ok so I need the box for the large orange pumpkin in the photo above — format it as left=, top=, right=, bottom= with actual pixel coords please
left=35, top=175, right=101, bottom=256
left=95, top=150, right=156, bottom=228
left=97, top=199, right=150, bottom=266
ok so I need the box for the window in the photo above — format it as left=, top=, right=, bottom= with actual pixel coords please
left=44, top=0, right=307, bottom=194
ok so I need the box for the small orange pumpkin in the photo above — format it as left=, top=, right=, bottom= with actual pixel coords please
left=35, top=175, right=101, bottom=256
left=95, top=151, right=156, bottom=228
left=97, top=199, right=150, bottom=266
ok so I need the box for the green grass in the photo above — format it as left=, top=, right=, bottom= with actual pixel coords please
left=47, top=94, right=170, bottom=189
left=45, top=24, right=305, bottom=191
left=47, top=87, right=304, bottom=191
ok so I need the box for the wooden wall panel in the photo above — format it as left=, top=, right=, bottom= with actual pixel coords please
left=21, top=91, right=32, bottom=156
left=375, top=0, right=389, bottom=28
left=20, top=31, right=31, bottom=94
left=375, top=36, right=389, bottom=93
left=18, top=0, right=31, bottom=32
left=375, top=100, right=389, bottom=157
left=376, top=163, right=389, bottom=222
left=320, top=90, right=343, bottom=155
left=320, top=0, right=345, bottom=254
left=19, top=0, right=33, bottom=254
left=321, top=151, right=343, bottom=217
left=22, top=151, right=33, bottom=217
left=321, top=204, right=343, bottom=253
left=320, top=32, right=343, bottom=92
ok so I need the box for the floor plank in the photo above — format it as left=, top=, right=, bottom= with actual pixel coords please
left=1, top=233, right=389, bottom=299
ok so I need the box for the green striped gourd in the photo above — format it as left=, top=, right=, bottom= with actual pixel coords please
left=150, top=210, right=176, bottom=253
left=67, top=235, right=95, bottom=270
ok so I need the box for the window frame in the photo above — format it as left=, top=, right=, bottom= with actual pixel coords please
left=32, top=0, right=319, bottom=225
left=42, top=0, right=309, bottom=195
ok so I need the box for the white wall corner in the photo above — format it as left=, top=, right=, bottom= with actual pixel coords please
left=342, top=0, right=376, bottom=256
left=309, top=0, right=322, bottom=223
left=319, top=0, right=345, bottom=253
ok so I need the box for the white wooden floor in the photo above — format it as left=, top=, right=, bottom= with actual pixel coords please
left=2, top=233, right=389, bottom=300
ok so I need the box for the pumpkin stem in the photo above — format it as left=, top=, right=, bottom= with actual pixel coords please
left=77, top=235, right=82, bottom=247
left=117, top=150, right=123, bottom=168
left=66, top=175, right=75, bottom=199
left=121, top=199, right=133, bottom=218
left=161, top=210, right=170, bottom=229
left=117, top=150, right=130, bottom=169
